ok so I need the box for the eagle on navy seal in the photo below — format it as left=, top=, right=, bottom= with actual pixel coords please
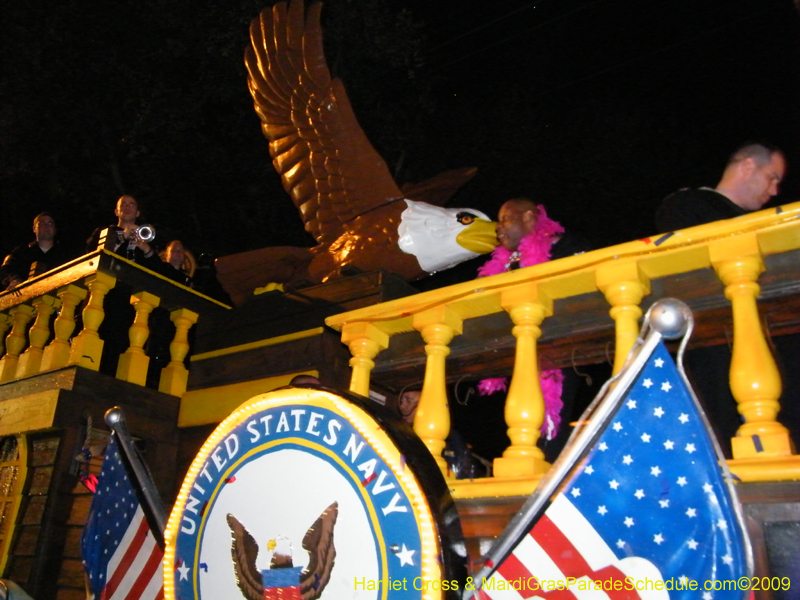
left=227, top=501, right=337, bottom=599
left=215, top=0, right=498, bottom=305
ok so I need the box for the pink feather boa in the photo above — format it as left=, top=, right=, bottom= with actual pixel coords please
left=477, top=205, right=565, bottom=440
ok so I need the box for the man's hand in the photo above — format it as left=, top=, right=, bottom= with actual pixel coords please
left=121, top=225, right=153, bottom=256
left=4, top=277, right=22, bottom=290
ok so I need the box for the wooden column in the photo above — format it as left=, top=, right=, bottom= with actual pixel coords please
left=711, top=237, right=790, bottom=459
left=0, top=305, right=36, bottom=383
left=16, top=295, right=61, bottom=378
left=597, top=262, right=650, bottom=374
left=413, top=307, right=462, bottom=475
left=494, top=283, right=551, bottom=478
left=0, top=314, right=12, bottom=357
left=341, top=322, right=388, bottom=398
left=116, top=291, right=161, bottom=386
left=41, top=284, right=88, bottom=371
left=69, top=272, right=116, bottom=370
left=159, top=308, right=199, bottom=396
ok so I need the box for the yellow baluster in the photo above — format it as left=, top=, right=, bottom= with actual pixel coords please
left=159, top=308, right=199, bottom=396
left=494, top=283, right=552, bottom=478
left=0, top=314, right=12, bottom=356
left=0, top=305, right=35, bottom=382
left=341, top=322, right=388, bottom=397
left=69, top=272, right=117, bottom=370
left=116, top=291, right=161, bottom=386
left=412, top=307, right=462, bottom=475
left=711, top=237, right=791, bottom=458
left=597, top=262, right=650, bottom=374
left=41, top=284, right=88, bottom=371
left=16, top=295, right=61, bottom=378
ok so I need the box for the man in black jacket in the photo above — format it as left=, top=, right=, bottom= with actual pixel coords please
left=656, top=142, right=786, bottom=232
left=86, top=195, right=162, bottom=270
left=1, top=212, right=72, bottom=290
left=655, top=142, right=795, bottom=457
left=85, top=195, right=165, bottom=375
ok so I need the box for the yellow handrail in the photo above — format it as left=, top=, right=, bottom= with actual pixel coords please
left=327, top=202, right=800, bottom=493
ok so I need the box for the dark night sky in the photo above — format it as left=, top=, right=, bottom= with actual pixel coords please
left=1, top=0, right=798, bottom=266
left=405, top=0, right=800, bottom=247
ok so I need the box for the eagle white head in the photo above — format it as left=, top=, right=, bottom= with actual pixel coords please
left=397, top=200, right=497, bottom=273
left=267, top=535, right=295, bottom=569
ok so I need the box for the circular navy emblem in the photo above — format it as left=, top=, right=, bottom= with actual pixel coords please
left=165, top=387, right=465, bottom=599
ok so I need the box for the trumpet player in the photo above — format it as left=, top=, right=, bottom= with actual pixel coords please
left=86, top=195, right=161, bottom=268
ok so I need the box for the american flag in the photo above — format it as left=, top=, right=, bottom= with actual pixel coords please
left=81, top=434, right=164, bottom=600
left=479, top=340, right=749, bottom=600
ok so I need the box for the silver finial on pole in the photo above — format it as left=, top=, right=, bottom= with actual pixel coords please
left=647, top=298, right=691, bottom=340
left=104, top=406, right=124, bottom=428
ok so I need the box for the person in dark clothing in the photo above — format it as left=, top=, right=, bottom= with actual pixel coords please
left=86, top=195, right=163, bottom=272
left=655, top=142, right=795, bottom=457
left=85, top=195, right=165, bottom=376
left=397, top=387, right=486, bottom=479
left=160, top=240, right=193, bottom=286
left=656, top=142, right=786, bottom=232
left=145, top=239, right=196, bottom=385
left=1, top=212, right=72, bottom=289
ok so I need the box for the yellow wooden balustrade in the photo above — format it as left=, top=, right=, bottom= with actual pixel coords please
left=327, top=202, right=800, bottom=494
left=596, top=262, right=650, bottom=374
left=16, top=295, right=61, bottom=379
left=710, top=236, right=790, bottom=461
left=117, top=291, right=161, bottom=386
left=159, top=308, right=199, bottom=396
left=0, top=305, right=36, bottom=383
left=0, top=314, right=12, bottom=358
left=494, top=283, right=552, bottom=478
left=413, top=307, right=462, bottom=476
left=69, top=272, right=117, bottom=371
left=41, top=284, right=88, bottom=371
left=0, top=250, right=226, bottom=391
left=341, top=322, right=389, bottom=397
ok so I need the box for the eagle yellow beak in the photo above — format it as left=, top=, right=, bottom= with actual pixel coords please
left=456, top=218, right=498, bottom=254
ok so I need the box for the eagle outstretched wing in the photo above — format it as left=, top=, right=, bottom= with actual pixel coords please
left=245, top=0, right=403, bottom=249
left=227, top=513, right=264, bottom=600
left=299, top=501, right=338, bottom=599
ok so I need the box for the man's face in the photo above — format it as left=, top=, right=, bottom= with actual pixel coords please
left=398, top=391, right=421, bottom=425
left=740, top=153, right=786, bottom=211
left=496, top=202, right=536, bottom=252
left=33, top=215, right=56, bottom=242
left=166, top=241, right=185, bottom=268
left=115, top=195, right=140, bottom=224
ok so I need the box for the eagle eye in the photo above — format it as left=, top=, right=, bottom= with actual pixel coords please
left=456, top=212, right=476, bottom=225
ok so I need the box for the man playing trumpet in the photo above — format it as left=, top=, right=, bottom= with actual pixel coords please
left=86, top=195, right=162, bottom=269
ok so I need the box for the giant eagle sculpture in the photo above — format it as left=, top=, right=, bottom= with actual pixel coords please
left=215, top=0, right=497, bottom=305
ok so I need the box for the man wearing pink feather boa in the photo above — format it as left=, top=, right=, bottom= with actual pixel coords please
left=477, top=198, right=590, bottom=462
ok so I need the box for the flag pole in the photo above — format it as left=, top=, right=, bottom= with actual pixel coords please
left=105, top=407, right=168, bottom=536
left=467, top=298, right=692, bottom=597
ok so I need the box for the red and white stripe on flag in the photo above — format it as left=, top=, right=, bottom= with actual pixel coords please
left=100, top=506, right=164, bottom=600
left=480, top=495, right=666, bottom=600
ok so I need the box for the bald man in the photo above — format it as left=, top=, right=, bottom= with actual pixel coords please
left=656, top=142, right=796, bottom=457
left=656, top=142, right=786, bottom=231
